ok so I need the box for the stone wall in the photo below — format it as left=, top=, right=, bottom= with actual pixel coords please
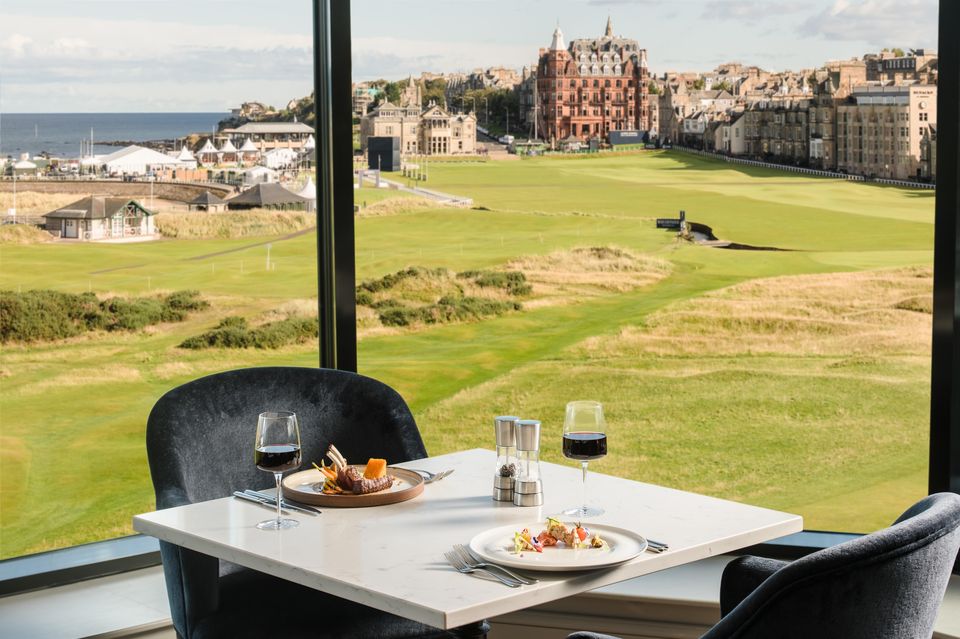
left=0, top=180, right=234, bottom=202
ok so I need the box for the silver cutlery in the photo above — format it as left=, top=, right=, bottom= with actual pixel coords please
left=232, top=491, right=292, bottom=514
left=244, top=489, right=321, bottom=515
left=453, top=544, right=538, bottom=585
left=646, top=538, right=669, bottom=553
left=445, top=550, right=521, bottom=587
left=394, top=467, right=455, bottom=484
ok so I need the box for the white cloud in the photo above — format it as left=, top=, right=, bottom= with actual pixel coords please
left=702, top=1, right=807, bottom=23
left=799, top=0, right=938, bottom=47
left=352, top=36, right=535, bottom=80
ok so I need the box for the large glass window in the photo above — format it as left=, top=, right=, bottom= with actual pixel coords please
left=352, top=0, right=938, bottom=532
left=0, top=1, right=316, bottom=559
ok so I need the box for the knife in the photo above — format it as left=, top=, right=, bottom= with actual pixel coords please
left=232, top=491, right=292, bottom=514
left=244, top=489, right=321, bottom=515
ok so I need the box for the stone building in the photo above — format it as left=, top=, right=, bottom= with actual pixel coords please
left=419, top=104, right=477, bottom=155
left=920, top=124, right=937, bottom=182
left=808, top=79, right=839, bottom=170
left=865, top=49, right=938, bottom=84
left=359, top=101, right=421, bottom=154
left=836, top=84, right=937, bottom=180
left=742, top=97, right=812, bottom=164
left=360, top=102, right=477, bottom=156
left=536, top=18, right=651, bottom=144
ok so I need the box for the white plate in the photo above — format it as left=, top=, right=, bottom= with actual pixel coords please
left=468, top=522, right=647, bottom=571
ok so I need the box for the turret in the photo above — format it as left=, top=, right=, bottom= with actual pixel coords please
left=550, top=25, right=565, bottom=51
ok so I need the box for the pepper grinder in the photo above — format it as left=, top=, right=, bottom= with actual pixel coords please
left=493, top=416, right=519, bottom=501
left=513, top=419, right=543, bottom=507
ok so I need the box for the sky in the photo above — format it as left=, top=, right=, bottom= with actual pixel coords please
left=0, top=0, right=940, bottom=113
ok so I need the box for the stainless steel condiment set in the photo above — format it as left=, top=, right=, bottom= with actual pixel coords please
left=493, top=415, right=543, bottom=507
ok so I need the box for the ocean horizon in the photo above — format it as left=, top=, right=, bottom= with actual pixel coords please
left=0, top=112, right=230, bottom=159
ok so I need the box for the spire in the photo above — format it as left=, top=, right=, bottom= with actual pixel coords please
left=408, top=75, right=415, bottom=88
left=550, top=24, right=565, bottom=51
left=605, top=15, right=613, bottom=37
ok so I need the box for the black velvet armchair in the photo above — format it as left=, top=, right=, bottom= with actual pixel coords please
left=146, top=366, right=449, bottom=639
left=569, top=492, right=960, bottom=639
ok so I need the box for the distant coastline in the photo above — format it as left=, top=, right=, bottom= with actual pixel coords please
left=1, top=112, right=230, bottom=159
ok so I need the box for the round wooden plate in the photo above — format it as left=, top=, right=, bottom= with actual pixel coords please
left=281, top=465, right=424, bottom=508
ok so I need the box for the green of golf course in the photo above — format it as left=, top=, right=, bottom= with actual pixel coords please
left=0, top=150, right=934, bottom=559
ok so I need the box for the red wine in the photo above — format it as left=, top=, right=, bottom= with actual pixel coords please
left=255, top=445, right=301, bottom=472
left=563, top=432, right=607, bottom=460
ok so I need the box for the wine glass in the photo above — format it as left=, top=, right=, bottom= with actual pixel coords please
left=562, top=400, right=607, bottom=518
left=254, top=411, right=302, bottom=530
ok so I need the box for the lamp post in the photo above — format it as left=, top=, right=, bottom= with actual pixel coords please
left=482, top=97, right=489, bottom=127
left=469, top=96, right=476, bottom=114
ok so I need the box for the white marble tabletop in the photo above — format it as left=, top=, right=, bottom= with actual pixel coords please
left=133, top=448, right=801, bottom=630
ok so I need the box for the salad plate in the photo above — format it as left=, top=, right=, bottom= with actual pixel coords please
left=468, top=522, right=647, bottom=571
left=282, top=466, right=423, bottom=508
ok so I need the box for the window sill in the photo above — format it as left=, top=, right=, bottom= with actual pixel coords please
left=4, top=556, right=960, bottom=639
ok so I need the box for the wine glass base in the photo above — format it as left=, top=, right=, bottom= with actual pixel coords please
left=561, top=506, right=605, bottom=518
left=256, top=518, right=299, bottom=530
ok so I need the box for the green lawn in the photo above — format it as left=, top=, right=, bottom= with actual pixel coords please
left=0, top=151, right=934, bottom=558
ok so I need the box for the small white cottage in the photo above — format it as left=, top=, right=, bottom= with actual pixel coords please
left=43, top=197, right=155, bottom=240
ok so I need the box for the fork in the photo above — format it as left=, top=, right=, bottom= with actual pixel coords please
left=444, top=551, right=521, bottom=587
left=453, top=545, right=538, bottom=585
left=396, top=467, right=455, bottom=483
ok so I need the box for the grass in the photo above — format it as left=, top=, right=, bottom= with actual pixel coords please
left=154, top=209, right=315, bottom=239
left=0, top=151, right=935, bottom=558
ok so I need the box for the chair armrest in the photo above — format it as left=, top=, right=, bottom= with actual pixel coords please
left=719, top=556, right=787, bottom=617
left=568, top=633, right=622, bottom=639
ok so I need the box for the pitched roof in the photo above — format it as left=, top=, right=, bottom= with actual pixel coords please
left=188, top=191, right=227, bottom=206
left=239, top=138, right=259, bottom=152
left=44, top=197, right=153, bottom=220
left=218, top=139, right=238, bottom=153
left=101, top=145, right=183, bottom=166
left=226, top=182, right=310, bottom=207
left=197, top=139, right=218, bottom=154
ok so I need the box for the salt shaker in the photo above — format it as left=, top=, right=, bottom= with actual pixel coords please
left=513, top=419, right=543, bottom=507
left=493, top=416, right=519, bottom=501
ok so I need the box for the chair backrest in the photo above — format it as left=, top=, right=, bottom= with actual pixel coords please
left=703, top=492, right=960, bottom=639
left=146, top=366, right=428, bottom=509
left=146, top=367, right=428, bottom=638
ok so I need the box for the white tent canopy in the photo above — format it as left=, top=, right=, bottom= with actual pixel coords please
left=197, top=139, right=218, bottom=155
left=218, top=139, right=238, bottom=154
left=100, top=145, right=190, bottom=175
left=177, top=146, right=196, bottom=162
left=13, top=159, right=38, bottom=169
left=239, top=138, right=259, bottom=153
left=295, top=177, right=316, bottom=200
left=303, top=134, right=316, bottom=150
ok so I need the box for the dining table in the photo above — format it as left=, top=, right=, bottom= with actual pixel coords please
left=133, top=448, right=802, bottom=637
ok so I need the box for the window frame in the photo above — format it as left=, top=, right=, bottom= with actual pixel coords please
left=0, top=0, right=957, bottom=595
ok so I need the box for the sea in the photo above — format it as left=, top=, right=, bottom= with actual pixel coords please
left=0, top=112, right=230, bottom=159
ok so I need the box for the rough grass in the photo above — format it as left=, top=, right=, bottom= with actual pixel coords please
left=579, top=267, right=933, bottom=358
left=0, top=224, right=54, bottom=244
left=355, top=196, right=442, bottom=217
left=154, top=209, right=315, bottom=239
left=0, top=191, right=80, bottom=215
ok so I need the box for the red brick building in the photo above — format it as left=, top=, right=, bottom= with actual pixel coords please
left=536, top=18, right=651, bottom=144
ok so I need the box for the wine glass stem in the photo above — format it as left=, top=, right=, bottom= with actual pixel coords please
left=581, top=461, right=589, bottom=516
left=273, top=472, right=283, bottom=525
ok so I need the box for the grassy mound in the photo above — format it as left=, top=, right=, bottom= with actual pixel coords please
left=356, top=266, right=527, bottom=329
left=0, top=225, right=54, bottom=244
left=154, top=209, right=314, bottom=239
left=579, top=267, right=933, bottom=359
left=355, top=196, right=441, bottom=217
left=179, top=315, right=318, bottom=349
left=0, top=289, right=208, bottom=343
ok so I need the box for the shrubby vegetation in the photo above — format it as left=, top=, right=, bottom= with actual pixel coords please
left=356, top=266, right=528, bottom=327
left=179, top=315, right=318, bottom=349
left=154, top=210, right=314, bottom=239
left=0, top=290, right=208, bottom=343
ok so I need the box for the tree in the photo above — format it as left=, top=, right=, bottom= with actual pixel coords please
left=892, top=47, right=906, bottom=57
left=692, top=78, right=706, bottom=90
left=383, top=81, right=402, bottom=105
left=713, top=80, right=733, bottom=93
left=421, top=78, right=447, bottom=108
left=647, top=81, right=661, bottom=95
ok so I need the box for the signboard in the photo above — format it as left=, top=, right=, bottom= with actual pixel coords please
left=608, top=130, right=648, bottom=146
left=656, top=218, right=681, bottom=229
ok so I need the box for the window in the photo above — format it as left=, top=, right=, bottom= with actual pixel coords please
left=4, top=0, right=955, bottom=581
